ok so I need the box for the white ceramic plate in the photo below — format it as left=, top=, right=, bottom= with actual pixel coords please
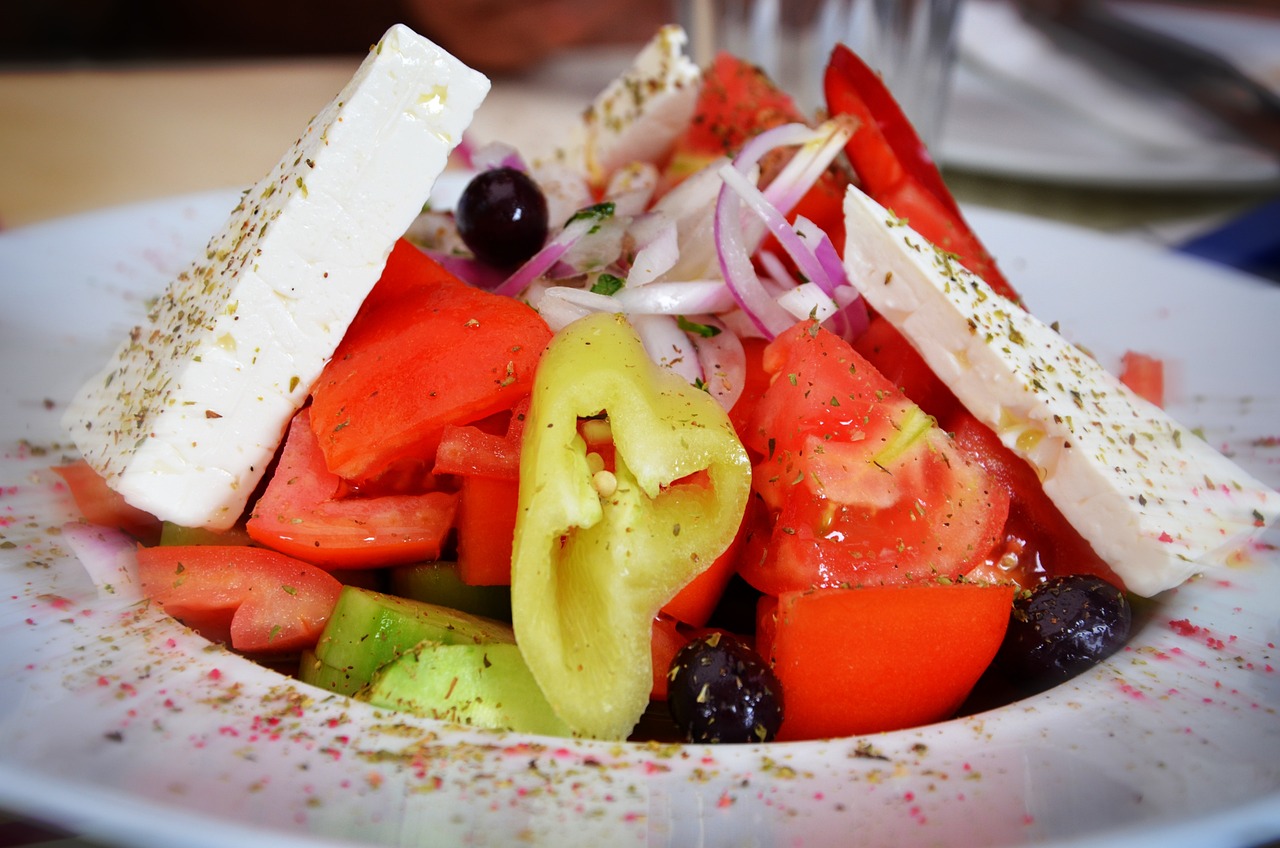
left=940, top=61, right=1280, bottom=190
left=1, top=191, right=1278, bottom=848
left=941, top=2, right=1280, bottom=190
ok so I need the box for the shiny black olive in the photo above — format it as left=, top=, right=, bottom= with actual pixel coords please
left=454, top=166, right=548, bottom=268
left=667, top=632, right=783, bottom=744
left=995, top=574, right=1132, bottom=691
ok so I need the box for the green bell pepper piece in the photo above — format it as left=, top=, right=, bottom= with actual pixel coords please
left=510, top=312, right=751, bottom=740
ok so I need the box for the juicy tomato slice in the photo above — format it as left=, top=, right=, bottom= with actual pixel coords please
left=946, top=411, right=1124, bottom=590
left=1119, top=350, right=1165, bottom=408
left=308, top=239, right=551, bottom=486
left=53, top=461, right=161, bottom=544
left=738, top=321, right=1009, bottom=594
left=851, top=314, right=961, bottom=421
left=823, top=44, right=1016, bottom=301
left=726, top=335, right=772, bottom=444
left=246, top=409, right=457, bottom=569
left=453, top=473, right=520, bottom=586
left=649, top=613, right=688, bottom=702
left=662, top=52, right=850, bottom=245
left=136, top=544, right=343, bottom=653
left=758, top=583, right=1015, bottom=739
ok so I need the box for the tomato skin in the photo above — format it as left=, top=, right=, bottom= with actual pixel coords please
left=758, top=583, right=1015, bottom=739
left=246, top=409, right=457, bottom=569
left=649, top=614, right=688, bottom=701
left=454, top=474, right=520, bottom=586
left=823, top=44, right=1015, bottom=302
left=1119, top=351, right=1164, bottom=408
left=53, top=461, right=161, bottom=544
left=738, top=322, right=1009, bottom=593
left=851, top=315, right=961, bottom=421
left=661, top=519, right=746, bottom=627
left=136, top=544, right=342, bottom=653
left=661, top=52, right=850, bottom=245
left=946, top=412, right=1124, bottom=590
left=308, top=239, right=551, bottom=486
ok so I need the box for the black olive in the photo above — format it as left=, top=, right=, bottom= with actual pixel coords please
left=995, top=574, right=1132, bottom=691
left=454, top=166, right=548, bottom=268
left=667, top=632, right=784, bottom=743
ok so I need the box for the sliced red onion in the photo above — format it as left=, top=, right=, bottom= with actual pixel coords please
left=425, top=251, right=510, bottom=291
left=733, top=122, right=828, bottom=178
left=560, top=214, right=628, bottom=277
left=793, top=214, right=870, bottom=340
left=631, top=313, right=704, bottom=387
left=691, top=317, right=747, bottom=411
left=712, top=120, right=860, bottom=339
left=529, top=283, right=598, bottom=332
left=720, top=164, right=834, bottom=296
left=778, top=282, right=840, bottom=323
left=471, top=140, right=529, bottom=173
left=61, top=521, right=144, bottom=602
left=493, top=203, right=616, bottom=298
left=714, top=169, right=797, bottom=338
left=651, top=157, right=730, bottom=281
left=540, top=285, right=621, bottom=313
left=605, top=162, right=659, bottom=217
left=792, top=215, right=847, bottom=295
left=762, top=116, right=855, bottom=214
left=755, top=250, right=792, bottom=292
left=614, top=280, right=735, bottom=315
left=626, top=219, right=679, bottom=287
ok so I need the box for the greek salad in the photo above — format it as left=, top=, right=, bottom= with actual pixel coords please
left=57, top=24, right=1280, bottom=745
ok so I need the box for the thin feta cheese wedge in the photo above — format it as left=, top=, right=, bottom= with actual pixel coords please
left=582, top=25, right=701, bottom=185
left=63, top=24, right=490, bottom=530
left=841, top=186, right=1280, bottom=596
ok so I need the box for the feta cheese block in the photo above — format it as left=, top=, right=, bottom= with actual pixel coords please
left=62, top=24, right=490, bottom=530
left=840, top=186, right=1280, bottom=597
left=582, top=25, right=701, bottom=185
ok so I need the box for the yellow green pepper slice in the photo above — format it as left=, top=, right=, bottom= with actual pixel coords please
left=510, top=312, right=751, bottom=740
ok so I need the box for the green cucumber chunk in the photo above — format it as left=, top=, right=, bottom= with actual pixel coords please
left=299, top=648, right=359, bottom=695
left=389, top=562, right=512, bottom=622
left=312, top=587, right=514, bottom=695
left=361, top=641, right=571, bottom=737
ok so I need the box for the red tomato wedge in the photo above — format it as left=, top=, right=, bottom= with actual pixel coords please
left=453, top=474, right=520, bottom=586
left=662, top=52, right=850, bottom=246
left=759, top=583, right=1015, bottom=739
left=53, top=461, right=161, bottom=544
left=738, top=322, right=1009, bottom=594
left=947, top=412, right=1124, bottom=590
left=308, top=239, right=551, bottom=485
left=1119, top=350, right=1165, bottom=408
left=851, top=314, right=961, bottom=422
left=246, top=409, right=457, bottom=569
left=136, top=544, right=342, bottom=653
left=661, top=526, right=744, bottom=628
left=824, top=44, right=1015, bottom=302
left=649, top=614, right=687, bottom=702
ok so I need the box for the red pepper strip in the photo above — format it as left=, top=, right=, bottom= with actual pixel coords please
left=823, top=44, right=1019, bottom=303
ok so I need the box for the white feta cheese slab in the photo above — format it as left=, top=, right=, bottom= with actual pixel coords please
left=841, top=186, right=1280, bottom=596
left=581, top=25, right=701, bottom=185
left=63, top=24, right=490, bottom=530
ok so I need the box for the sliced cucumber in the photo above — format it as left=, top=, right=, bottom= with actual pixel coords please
left=311, top=586, right=513, bottom=695
left=388, top=561, right=512, bottom=622
left=361, top=641, right=571, bottom=737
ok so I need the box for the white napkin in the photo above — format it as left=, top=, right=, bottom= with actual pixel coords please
left=957, top=0, right=1221, bottom=154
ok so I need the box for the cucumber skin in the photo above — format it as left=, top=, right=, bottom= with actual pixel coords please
left=311, top=586, right=514, bottom=696
left=361, top=642, right=572, bottom=737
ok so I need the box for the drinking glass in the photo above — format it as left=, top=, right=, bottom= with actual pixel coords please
left=677, top=0, right=963, bottom=151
